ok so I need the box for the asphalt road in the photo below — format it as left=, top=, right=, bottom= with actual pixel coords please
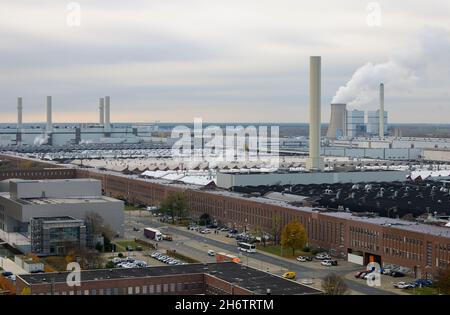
left=126, top=214, right=397, bottom=295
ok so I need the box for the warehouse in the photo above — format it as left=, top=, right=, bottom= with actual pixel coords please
left=0, top=178, right=124, bottom=253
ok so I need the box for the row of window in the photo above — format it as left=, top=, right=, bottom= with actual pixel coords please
left=383, top=233, right=423, bottom=246
left=350, top=226, right=380, bottom=238
left=32, top=282, right=204, bottom=295
left=384, top=247, right=422, bottom=261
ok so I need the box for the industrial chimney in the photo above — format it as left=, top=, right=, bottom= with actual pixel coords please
left=327, top=103, right=347, bottom=139
left=306, top=56, right=324, bottom=171
left=46, top=96, right=53, bottom=132
left=104, top=96, right=111, bottom=133
left=17, top=97, right=23, bottom=130
left=379, top=83, right=385, bottom=138
left=99, top=98, right=105, bottom=125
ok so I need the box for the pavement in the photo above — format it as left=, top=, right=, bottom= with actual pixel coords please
left=123, top=211, right=401, bottom=295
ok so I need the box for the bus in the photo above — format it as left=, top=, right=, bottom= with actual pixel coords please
left=237, top=242, right=256, bottom=253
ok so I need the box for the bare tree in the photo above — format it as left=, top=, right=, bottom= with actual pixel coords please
left=321, top=273, right=348, bottom=295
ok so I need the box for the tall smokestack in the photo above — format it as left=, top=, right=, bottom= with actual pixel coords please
left=17, top=97, right=23, bottom=130
left=99, top=98, right=105, bottom=125
left=379, top=83, right=385, bottom=138
left=306, top=56, right=324, bottom=171
left=46, top=96, right=53, bottom=132
left=104, top=96, right=111, bottom=132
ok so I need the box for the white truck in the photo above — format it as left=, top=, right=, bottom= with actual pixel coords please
left=144, top=227, right=163, bottom=241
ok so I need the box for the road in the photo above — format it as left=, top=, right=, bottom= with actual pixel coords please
left=124, top=213, right=397, bottom=295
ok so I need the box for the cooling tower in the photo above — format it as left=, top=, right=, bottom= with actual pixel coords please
left=326, top=103, right=347, bottom=139
left=306, top=56, right=324, bottom=171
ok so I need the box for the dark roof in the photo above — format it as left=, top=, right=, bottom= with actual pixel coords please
left=18, top=262, right=321, bottom=295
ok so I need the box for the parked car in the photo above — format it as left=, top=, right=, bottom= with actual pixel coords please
left=363, top=272, right=377, bottom=281
left=135, top=246, right=143, bottom=251
left=315, top=252, right=331, bottom=260
left=151, top=251, right=162, bottom=258
left=354, top=271, right=366, bottom=279
left=126, top=245, right=134, bottom=251
left=208, top=250, right=216, bottom=256
left=390, top=271, right=405, bottom=278
left=358, top=272, right=369, bottom=279
left=282, top=271, right=296, bottom=280
left=393, top=281, right=415, bottom=289
left=415, top=279, right=433, bottom=287
left=321, top=260, right=333, bottom=266
left=2, top=271, right=13, bottom=277
left=133, top=227, right=140, bottom=232
left=296, top=256, right=307, bottom=262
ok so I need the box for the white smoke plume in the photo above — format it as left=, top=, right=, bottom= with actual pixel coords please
left=332, top=27, right=450, bottom=108
left=33, top=133, right=49, bottom=145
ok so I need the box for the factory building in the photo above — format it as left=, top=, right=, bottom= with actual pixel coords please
left=15, top=262, right=322, bottom=295
left=30, top=216, right=87, bottom=256
left=0, top=178, right=124, bottom=253
left=346, top=110, right=366, bottom=138
left=216, top=170, right=408, bottom=189
left=0, top=96, right=158, bottom=146
left=367, top=110, right=388, bottom=136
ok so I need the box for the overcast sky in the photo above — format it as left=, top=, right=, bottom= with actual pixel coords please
left=0, top=0, right=449, bottom=123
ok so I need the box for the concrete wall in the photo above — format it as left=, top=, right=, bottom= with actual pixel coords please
left=217, top=170, right=408, bottom=188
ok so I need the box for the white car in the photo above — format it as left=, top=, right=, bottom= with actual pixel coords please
left=296, top=256, right=307, bottom=262
left=321, top=260, right=333, bottom=266
left=112, top=257, right=123, bottom=264
left=393, top=282, right=414, bottom=289
left=208, top=250, right=216, bottom=256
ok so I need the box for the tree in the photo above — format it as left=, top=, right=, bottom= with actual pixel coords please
left=280, top=220, right=307, bottom=256
left=85, top=211, right=115, bottom=250
left=436, top=267, right=450, bottom=295
left=321, top=273, right=348, bottom=295
left=271, top=214, right=283, bottom=245
left=159, top=192, right=188, bottom=223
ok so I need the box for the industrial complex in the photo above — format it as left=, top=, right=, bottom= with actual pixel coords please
left=0, top=55, right=449, bottom=297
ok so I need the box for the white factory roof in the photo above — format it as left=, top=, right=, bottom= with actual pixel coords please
left=409, top=170, right=450, bottom=181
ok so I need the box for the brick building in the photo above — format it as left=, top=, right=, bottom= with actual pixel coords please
left=1, top=154, right=449, bottom=279
left=15, top=262, right=321, bottom=295
left=77, top=169, right=450, bottom=279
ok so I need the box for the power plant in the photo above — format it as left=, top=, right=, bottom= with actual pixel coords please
left=326, top=83, right=388, bottom=139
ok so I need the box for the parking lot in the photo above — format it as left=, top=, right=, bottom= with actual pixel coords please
left=123, top=211, right=404, bottom=295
